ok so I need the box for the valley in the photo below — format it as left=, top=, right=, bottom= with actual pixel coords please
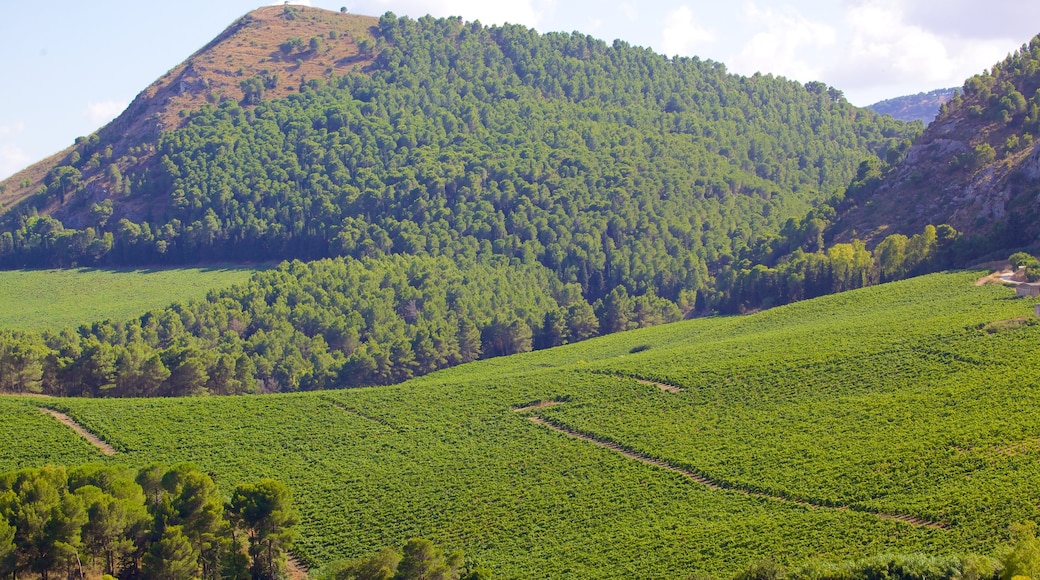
left=4, top=271, right=1040, bottom=577
left=1, top=4, right=1040, bottom=579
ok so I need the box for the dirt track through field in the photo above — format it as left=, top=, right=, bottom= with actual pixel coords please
left=324, top=397, right=395, bottom=429
left=634, top=378, right=683, bottom=393
left=527, top=415, right=948, bottom=530
left=40, top=408, right=117, bottom=456
left=512, top=400, right=564, bottom=412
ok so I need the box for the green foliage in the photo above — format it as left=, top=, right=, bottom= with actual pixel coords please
left=1000, top=522, right=1040, bottom=580
left=0, top=255, right=589, bottom=396
left=316, top=538, right=476, bottom=580
left=0, top=463, right=294, bottom=580
left=785, top=552, right=1000, bottom=580
left=713, top=222, right=957, bottom=312
left=142, top=525, right=199, bottom=580
left=228, top=478, right=298, bottom=579
left=973, top=143, right=997, bottom=168
left=0, top=14, right=916, bottom=313
left=3, top=272, right=1038, bottom=577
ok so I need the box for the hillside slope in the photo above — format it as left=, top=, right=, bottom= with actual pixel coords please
left=835, top=37, right=1040, bottom=249
left=867, top=87, right=957, bottom=125
left=0, top=5, right=378, bottom=214
left=0, top=7, right=916, bottom=310
left=3, top=270, right=1038, bottom=577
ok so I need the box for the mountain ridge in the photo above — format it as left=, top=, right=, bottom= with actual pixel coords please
left=867, top=88, right=957, bottom=125
left=833, top=37, right=1040, bottom=250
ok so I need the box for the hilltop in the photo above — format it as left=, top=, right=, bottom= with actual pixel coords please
left=834, top=37, right=1040, bottom=251
left=0, top=5, right=378, bottom=215
left=867, top=87, right=957, bottom=125
left=0, top=6, right=914, bottom=310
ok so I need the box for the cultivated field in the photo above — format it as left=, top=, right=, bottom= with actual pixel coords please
left=0, top=266, right=261, bottom=331
left=4, top=271, right=1039, bottom=578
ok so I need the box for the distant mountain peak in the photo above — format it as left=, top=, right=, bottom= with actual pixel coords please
left=867, top=87, right=958, bottom=126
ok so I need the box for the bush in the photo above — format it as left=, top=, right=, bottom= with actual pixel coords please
left=1009, top=252, right=1038, bottom=271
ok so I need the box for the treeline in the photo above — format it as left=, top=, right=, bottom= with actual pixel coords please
left=727, top=522, right=1040, bottom=580
left=0, top=463, right=296, bottom=579
left=0, top=254, right=683, bottom=397
left=940, top=34, right=1040, bottom=138
left=0, top=222, right=981, bottom=397
left=315, top=538, right=490, bottom=580
left=1, top=11, right=915, bottom=313
left=713, top=211, right=963, bottom=313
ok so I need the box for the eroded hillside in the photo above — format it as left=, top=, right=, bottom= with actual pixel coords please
left=836, top=37, right=1040, bottom=249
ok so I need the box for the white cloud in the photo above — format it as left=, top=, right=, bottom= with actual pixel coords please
left=618, top=1, right=638, bottom=22
left=900, top=0, right=1040, bottom=41
left=823, top=0, right=1018, bottom=102
left=270, top=0, right=312, bottom=5
left=729, top=3, right=835, bottom=80
left=661, top=6, right=716, bottom=57
left=0, top=123, right=26, bottom=137
left=85, top=100, right=128, bottom=125
left=349, top=0, right=541, bottom=27
left=0, top=144, right=31, bottom=181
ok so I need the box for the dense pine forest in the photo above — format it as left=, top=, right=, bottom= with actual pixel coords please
left=0, top=11, right=916, bottom=305
left=0, top=255, right=618, bottom=395
left=0, top=10, right=1035, bottom=395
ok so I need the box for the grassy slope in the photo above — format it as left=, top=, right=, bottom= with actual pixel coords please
left=2, top=271, right=1039, bottom=578
left=0, top=266, right=261, bottom=331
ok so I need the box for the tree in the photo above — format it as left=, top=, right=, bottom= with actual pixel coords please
left=3, top=466, right=87, bottom=580
left=565, top=301, right=599, bottom=342
left=457, top=317, right=482, bottom=363
left=597, top=286, right=633, bottom=334
left=1001, top=522, right=1040, bottom=580
left=320, top=546, right=401, bottom=580
left=395, top=538, right=463, bottom=580
left=876, top=234, right=908, bottom=282
left=0, top=517, right=15, bottom=579
left=1009, top=252, right=1037, bottom=271
left=142, top=525, right=198, bottom=580
left=68, top=465, right=149, bottom=576
left=227, top=479, right=298, bottom=580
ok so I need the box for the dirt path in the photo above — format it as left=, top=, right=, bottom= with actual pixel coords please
left=634, top=378, right=683, bottom=394
left=527, top=416, right=948, bottom=530
left=975, top=268, right=1021, bottom=286
left=324, top=397, right=394, bottom=428
left=513, top=400, right=564, bottom=412
left=40, top=408, right=117, bottom=456
left=286, top=554, right=308, bottom=580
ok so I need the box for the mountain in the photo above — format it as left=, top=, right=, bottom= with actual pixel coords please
left=0, top=5, right=378, bottom=220
left=834, top=37, right=1040, bottom=252
left=867, top=87, right=957, bottom=125
left=0, top=6, right=916, bottom=307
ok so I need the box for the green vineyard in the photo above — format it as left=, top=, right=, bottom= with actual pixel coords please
left=0, top=266, right=260, bottom=331
left=3, top=271, right=1039, bottom=578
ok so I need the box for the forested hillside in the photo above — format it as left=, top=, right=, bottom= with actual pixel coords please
left=0, top=8, right=916, bottom=311
left=835, top=35, right=1040, bottom=250
left=0, top=255, right=627, bottom=395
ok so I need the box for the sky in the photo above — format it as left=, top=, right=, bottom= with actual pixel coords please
left=0, top=1, right=1037, bottom=180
